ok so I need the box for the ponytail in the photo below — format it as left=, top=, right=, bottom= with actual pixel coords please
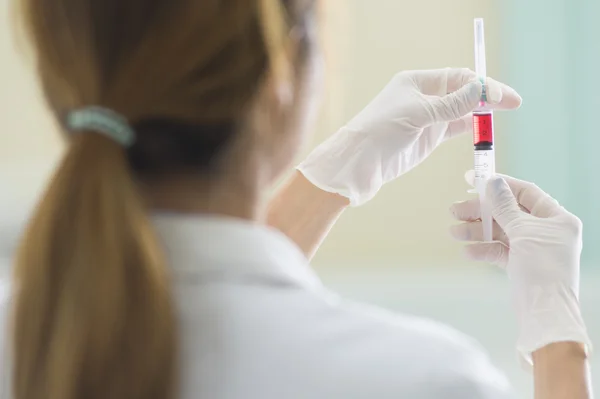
left=12, top=133, right=177, bottom=399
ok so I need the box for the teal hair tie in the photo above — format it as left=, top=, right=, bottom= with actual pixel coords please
left=66, top=106, right=136, bottom=147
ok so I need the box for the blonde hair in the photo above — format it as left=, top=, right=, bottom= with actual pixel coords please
left=13, top=1, right=314, bottom=398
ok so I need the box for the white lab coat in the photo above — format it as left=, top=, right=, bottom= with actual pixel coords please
left=0, top=214, right=514, bottom=398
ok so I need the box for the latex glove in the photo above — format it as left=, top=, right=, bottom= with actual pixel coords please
left=450, top=172, right=592, bottom=367
left=297, top=68, right=522, bottom=206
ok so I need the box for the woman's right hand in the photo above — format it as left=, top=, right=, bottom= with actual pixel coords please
left=449, top=173, right=592, bottom=366
left=297, top=68, right=521, bottom=207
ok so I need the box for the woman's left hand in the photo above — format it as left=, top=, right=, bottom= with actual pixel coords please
left=297, top=68, right=522, bottom=206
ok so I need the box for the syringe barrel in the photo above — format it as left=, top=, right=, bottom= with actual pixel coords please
left=473, top=110, right=494, bottom=148
left=472, top=110, right=495, bottom=190
left=473, top=148, right=495, bottom=242
left=472, top=108, right=494, bottom=243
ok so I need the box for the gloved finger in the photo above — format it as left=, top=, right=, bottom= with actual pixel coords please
left=493, top=174, right=562, bottom=218
left=486, top=176, right=522, bottom=229
left=463, top=170, right=531, bottom=213
left=463, top=242, right=509, bottom=268
left=443, top=81, right=521, bottom=140
left=410, top=68, right=476, bottom=95
left=410, top=68, right=521, bottom=109
left=450, top=198, right=480, bottom=221
left=465, top=169, right=476, bottom=186
left=483, top=77, right=522, bottom=110
left=425, top=80, right=482, bottom=123
left=450, top=221, right=508, bottom=245
left=444, top=114, right=473, bottom=141
left=467, top=170, right=559, bottom=217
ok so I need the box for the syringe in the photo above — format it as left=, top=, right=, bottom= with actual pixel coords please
left=473, top=18, right=495, bottom=242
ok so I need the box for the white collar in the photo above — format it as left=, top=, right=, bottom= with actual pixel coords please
left=151, top=213, right=323, bottom=291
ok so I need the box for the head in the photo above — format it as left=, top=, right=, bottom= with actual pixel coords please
left=23, top=0, right=321, bottom=215
left=13, top=1, right=320, bottom=399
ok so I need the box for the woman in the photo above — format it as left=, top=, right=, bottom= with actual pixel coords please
left=2, top=0, right=591, bottom=399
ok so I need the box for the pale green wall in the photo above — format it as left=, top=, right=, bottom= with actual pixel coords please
left=502, top=0, right=600, bottom=265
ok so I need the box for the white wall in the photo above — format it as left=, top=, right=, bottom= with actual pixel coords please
left=0, top=3, right=64, bottom=256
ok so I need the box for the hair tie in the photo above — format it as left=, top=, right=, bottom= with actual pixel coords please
left=66, top=106, right=136, bottom=147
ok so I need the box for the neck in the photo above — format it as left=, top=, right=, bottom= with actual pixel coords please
left=144, top=174, right=263, bottom=221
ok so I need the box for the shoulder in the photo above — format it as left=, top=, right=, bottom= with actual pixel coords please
left=314, top=297, right=514, bottom=398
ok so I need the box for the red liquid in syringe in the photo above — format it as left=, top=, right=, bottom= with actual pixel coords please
left=472, top=111, right=494, bottom=149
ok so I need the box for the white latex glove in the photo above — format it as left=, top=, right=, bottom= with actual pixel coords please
left=298, top=68, right=522, bottom=206
left=450, top=172, right=592, bottom=367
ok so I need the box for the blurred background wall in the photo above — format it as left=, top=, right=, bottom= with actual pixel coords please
left=312, top=0, right=492, bottom=267
left=1, top=0, right=599, bottom=397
